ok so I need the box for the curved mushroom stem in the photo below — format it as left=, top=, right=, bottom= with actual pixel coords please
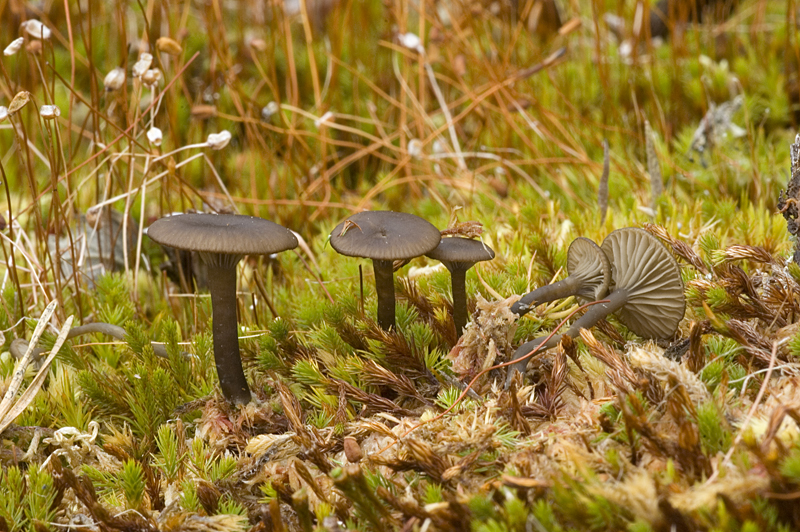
left=10, top=322, right=188, bottom=363
left=373, top=259, right=396, bottom=330
left=511, top=275, right=582, bottom=316
left=450, top=267, right=468, bottom=336
left=505, top=333, right=563, bottom=387
left=207, top=262, right=252, bottom=405
left=506, top=289, right=629, bottom=386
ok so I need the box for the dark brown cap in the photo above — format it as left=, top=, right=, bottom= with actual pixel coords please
left=147, top=213, right=298, bottom=256
left=601, top=227, right=685, bottom=339
left=329, top=211, right=440, bottom=261
left=426, top=236, right=495, bottom=268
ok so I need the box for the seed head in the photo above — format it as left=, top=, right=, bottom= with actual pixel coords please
left=206, top=130, right=232, bottom=150
left=314, top=111, right=334, bottom=129
left=4, top=37, right=23, bottom=56
left=156, top=36, right=182, bottom=55
left=132, top=53, right=153, bottom=78
left=8, top=91, right=30, bottom=115
left=398, top=32, right=424, bottom=53
left=249, top=38, right=267, bottom=52
left=408, top=139, right=423, bottom=159
left=26, top=40, right=42, bottom=55
left=147, top=127, right=163, bottom=147
left=21, top=20, right=51, bottom=40
left=104, top=68, right=126, bottom=91
left=40, top=104, right=60, bottom=120
left=261, top=101, right=279, bottom=121
left=142, top=68, right=162, bottom=88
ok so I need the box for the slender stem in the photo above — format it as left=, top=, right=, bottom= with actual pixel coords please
left=0, top=159, right=23, bottom=327
left=506, top=333, right=563, bottom=387
left=506, top=289, right=629, bottom=386
left=564, top=289, right=628, bottom=337
left=207, top=262, right=251, bottom=404
left=512, top=275, right=580, bottom=316
left=373, top=259, right=395, bottom=330
left=10, top=321, right=188, bottom=362
left=450, top=267, right=468, bottom=336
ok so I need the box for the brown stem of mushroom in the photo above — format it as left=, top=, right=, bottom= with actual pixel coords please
left=511, top=275, right=582, bottom=316
left=373, top=259, right=396, bottom=330
left=207, top=263, right=252, bottom=404
left=506, top=290, right=628, bottom=386
left=450, top=268, right=468, bottom=336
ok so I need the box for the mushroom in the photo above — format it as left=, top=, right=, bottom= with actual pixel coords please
left=506, top=227, right=684, bottom=384
left=511, top=237, right=611, bottom=317
left=329, top=211, right=441, bottom=330
left=147, top=213, right=298, bottom=405
left=425, top=236, right=495, bottom=336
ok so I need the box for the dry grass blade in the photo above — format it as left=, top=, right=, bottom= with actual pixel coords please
left=275, top=380, right=311, bottom=446
left=627, top=344, right=710, bottom=404
left=292, top=458, right=330, bottom=503
left=0, top=314, right=73, bottom=434
left=327, top=377, right=415, bottom=417
left=725, top=319, right=782, bottom=368
left=646, top=120, right=662, bottom=214
left=385, top=438, right=449, bottom=482
left=723, top=245, right=782, bottom=265
left=500, top=380, right=532, bottom=436
left=687, top=321, right=711, bottom=373
left=644, top=223, right=708, bottom=274
left=361, top=359, right=430, bottom=405
left=579, top=328, right=638, bottom=389
left=0, top=300, right=59, bottom=427
left=599, top=138, right=609, bottom=224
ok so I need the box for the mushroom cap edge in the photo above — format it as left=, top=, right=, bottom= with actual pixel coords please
left=600, top=227, right=685, bottom=339
left=329, top=210, right=441, bottom=261
left=147, top=212, right=298, bottom=256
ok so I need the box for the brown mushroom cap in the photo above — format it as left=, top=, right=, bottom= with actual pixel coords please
left=567, top=237, right=612, bottom=302
left=426, top=236, right=495, bottom=268
left=600, top=227, right=685, bottom=339
left=330, top=211, right=441, bottom=260
left=147, top=213, right=298, bottom=257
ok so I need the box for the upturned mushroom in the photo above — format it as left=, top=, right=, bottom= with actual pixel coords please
left=511, top=237, right=611, bottom=317
left=506, top=227, right=684, bottom=384
left=147, top=213, right=298, bottom=405
left=329, top=211, right=441, bottom=330
left=426, top=236, right=495, bottom=336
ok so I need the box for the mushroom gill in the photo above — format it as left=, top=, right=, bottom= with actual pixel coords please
left=506, top=227, right=685, bottom=385
left=512, top=237, right=610, bottom=317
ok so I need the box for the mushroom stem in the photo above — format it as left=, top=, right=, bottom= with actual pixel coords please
left=450, top=268, right=468, bottom=335
left=207, top=262, right=252, bottom=405
left=373, top=259, right=396, bottom=330
left=10, top=322, right=189, bottom=363
left=506, top=290, right=629, bottom=385
left=511, top=275, right=583, bottom=316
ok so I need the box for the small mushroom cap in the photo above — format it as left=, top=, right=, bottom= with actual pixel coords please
left=601, top=227, right=685, bottom=339
left=330, top=211, right=441, bottom=261
left=426, top=236, right=495, bottom=268
left=147, top=213, right=298, bottom=256
left=567, top=237, right=611, bottom=302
